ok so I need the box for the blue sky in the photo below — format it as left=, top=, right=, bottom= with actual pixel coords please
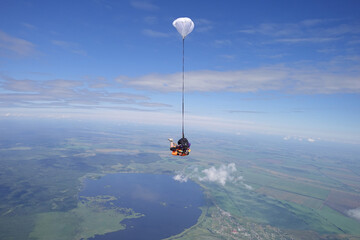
left=0, top=0, right=360, bottom=144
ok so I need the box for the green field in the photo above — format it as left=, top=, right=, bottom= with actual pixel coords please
left=29, top=196, right=143, bottom=240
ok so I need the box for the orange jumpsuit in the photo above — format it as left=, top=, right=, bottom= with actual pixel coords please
left=172, top=148, right=191, bottom=156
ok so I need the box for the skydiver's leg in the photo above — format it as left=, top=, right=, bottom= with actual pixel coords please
left=168, top=138, right=177, bottom=150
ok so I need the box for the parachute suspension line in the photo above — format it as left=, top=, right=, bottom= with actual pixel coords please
left=173, top=17, right=193, bottom=139
left=182, top=37, right=185, bottom=139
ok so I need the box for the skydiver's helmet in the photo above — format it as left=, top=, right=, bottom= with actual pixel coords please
left=178, top=137, right=190, bottom=150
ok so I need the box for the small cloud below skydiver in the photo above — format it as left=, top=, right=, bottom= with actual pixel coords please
left=173, top=163, right=253, bottom=189
left=347, top=207, right=360, bottom=222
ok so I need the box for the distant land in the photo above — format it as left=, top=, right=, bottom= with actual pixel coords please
left=0, top=118, right=359, bottom=240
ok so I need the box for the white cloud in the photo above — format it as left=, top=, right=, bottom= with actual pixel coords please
left=238, top=19, right=359, bottom=46
left=0, top=75, right=170, bottom=110
left=236, top=176, right=243, bottom=181
left=116, top=65, right=360, bottom=94
left=284, top=136, right=317, bottom=143
left=173, top=174, right=188, bottom=183
left=197, top=164, right=253, bottom=189
left=116, top=68, right=287, bottom=93
left=2, top=78, right=41, bottom=92
left=347, top=207, right=360, bottom=221
left=244, top=184, right=253, bottom=190
left=199, top=163, right=237, bottom=186
left=0, top=30, right=35, bottom=56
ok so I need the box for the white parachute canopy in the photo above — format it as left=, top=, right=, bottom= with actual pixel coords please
left=172, top=17, right=195, bottom=39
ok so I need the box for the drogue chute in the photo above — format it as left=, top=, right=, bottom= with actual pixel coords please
left=172, top=17, right=194, bottom=39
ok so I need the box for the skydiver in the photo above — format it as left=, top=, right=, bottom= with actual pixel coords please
left=168, top=137, right=191, bottom=156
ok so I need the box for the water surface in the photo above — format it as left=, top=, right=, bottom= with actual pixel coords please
left=81, top=173, right=204, bottom=240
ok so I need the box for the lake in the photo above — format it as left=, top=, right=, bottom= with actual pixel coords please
left=81, top=173, right=204, bottom=240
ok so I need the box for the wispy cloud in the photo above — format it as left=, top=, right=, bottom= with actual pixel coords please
left=238, top=19, right=359, bottom=45
left=116, top=68, right=286, bottom=92
left=283, top=135, right=319, bottom=142
left=52, top=40, right=87, bottom=56
left=275, top=37, right=340, bottom=43
left=219, top=54, right=236, bottom=60
left=0, top=75, right=169, bottom=110
left=116, top=63, right=360, bottom=94
left=144, top=16, right=158, bottom=25
left=130, top=0, right=159, bottom=11
left=229, top=110, right=266, bottom=114
left=1, top=78, right=41, bottom=92
left=0, top=108, right=260, bottom=135
left=323, top=23, right=360, bottom=36
left=348, top=38, right=360, bottom=45
left=21, top=22, right=37, bottom=30
left=214, top=39, right=232, bottom=46
left=195, top=18, right=213, bottom=33
left=238, top=22, right=301, bottom=36
left=300, top=19, right=330, bottom=27
left=0, top=30, right=35, bottom=56
left=142, top=29, right=170, bottom=38
left=265, top=53, right=287, bottom=59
